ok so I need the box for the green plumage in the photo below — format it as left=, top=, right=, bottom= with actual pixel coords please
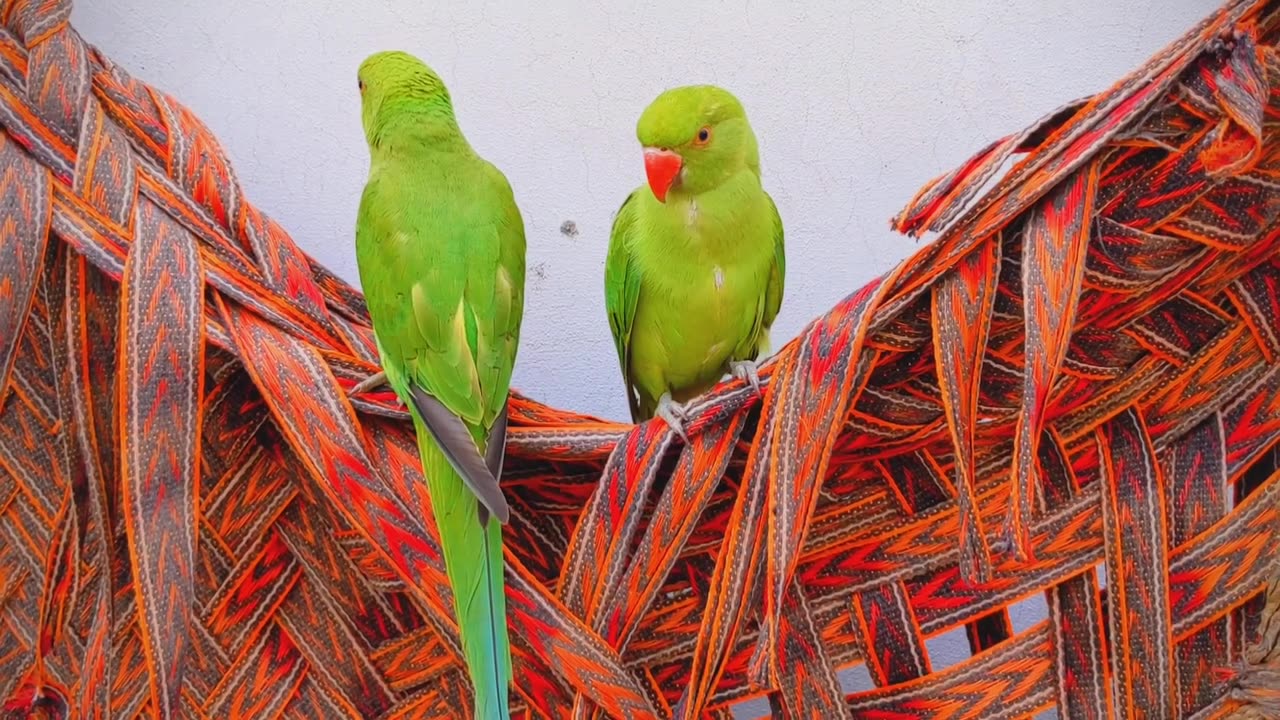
left=606, top=85, right=785, bottom=424
left=354, top=51, right=521, bottom=720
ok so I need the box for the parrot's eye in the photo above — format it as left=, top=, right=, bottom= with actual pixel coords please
left=694, top=126, right=711, bottom=145
left=358, top=79, right=365, bottom=92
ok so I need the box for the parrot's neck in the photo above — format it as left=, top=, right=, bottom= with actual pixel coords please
left=655, top=171, right=760, bottom=244
left=368, top=109, right=471, bottom=158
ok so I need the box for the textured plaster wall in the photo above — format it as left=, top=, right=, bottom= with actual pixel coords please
left=73, top=1, right=1210, bottom=715
left=74, top=0, right=1210, bottom=424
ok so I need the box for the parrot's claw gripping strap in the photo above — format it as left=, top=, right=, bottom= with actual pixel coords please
left=656, top=392, right=691, bottom=444
left=349, top=370, right=388, bottom=396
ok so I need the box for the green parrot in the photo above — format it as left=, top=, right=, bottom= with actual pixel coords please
left=354, top=51, right=521, bottom=720
left=605, top=85, right=785, bottom=439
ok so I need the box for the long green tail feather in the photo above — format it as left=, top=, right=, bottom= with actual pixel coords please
left=412, top=414, right=512, bottom=720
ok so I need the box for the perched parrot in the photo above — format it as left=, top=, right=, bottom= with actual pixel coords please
left=354, top=51, right=522, bottom=720
left=605, top=85, right=785, bottom=439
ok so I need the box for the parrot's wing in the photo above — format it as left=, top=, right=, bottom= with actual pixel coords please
left=409, top=162, right=524, bottom=526
left=403, top=272, right=513, bottom=525
left=736, top=191, right=786, bottom=362
left=762, top=191, right=786, bottom=332
left=604, top=191, right=644, bottom=422
left=469, top=161, right=525, bottom=520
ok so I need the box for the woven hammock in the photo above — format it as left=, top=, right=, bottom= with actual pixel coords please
left=2, top=0, right=1280, bottom=718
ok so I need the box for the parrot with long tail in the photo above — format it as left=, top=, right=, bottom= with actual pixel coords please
left=353, top=50, right=522, bottom=720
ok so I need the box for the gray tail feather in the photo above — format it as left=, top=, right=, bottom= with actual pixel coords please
left=409, top=386, right=511, bottom=525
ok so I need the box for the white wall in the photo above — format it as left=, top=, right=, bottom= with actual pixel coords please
left=74, top=0, right=1211, bottom=424
left=72, top=4, right=1209, bottom=715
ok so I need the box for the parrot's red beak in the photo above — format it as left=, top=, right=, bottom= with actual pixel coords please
left=643, top=148, right=683, bottom=203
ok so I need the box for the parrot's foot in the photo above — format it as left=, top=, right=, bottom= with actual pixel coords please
left=349, top=370, right=388, bottom=397
left=730, top=359, right=762, bottom=396
left=656, top=392, right=691, bottom=443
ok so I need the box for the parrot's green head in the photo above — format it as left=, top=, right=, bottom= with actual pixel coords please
left=357, top=50, right=459, bottom=150
left=634, top=85, right=760, bottom=203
